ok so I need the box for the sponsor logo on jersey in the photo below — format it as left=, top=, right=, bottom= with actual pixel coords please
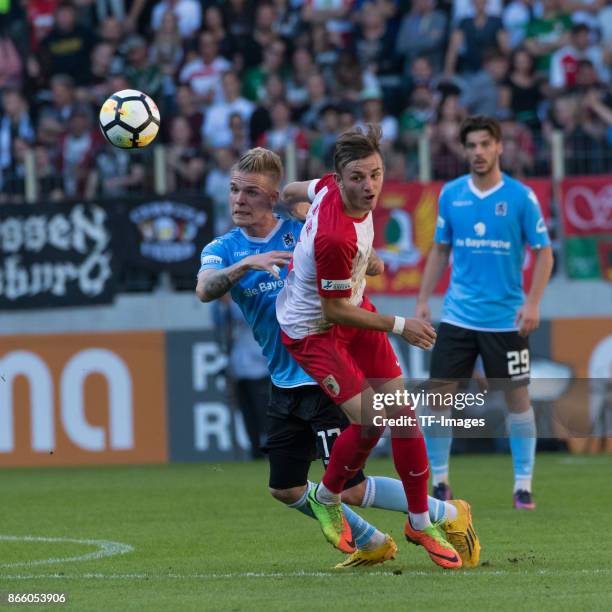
left=233, top=250, right=249, bottom=257
left=321, top=279, right=352, bottom=291
left=536, top=218, right=547, bottom=233
left=282, top=232, right=295, bottom=248
left=451, top=200, right=474, bottom=207
left=495, top=202, right=508, bottom=216
left=243, top=278, right=285, bottom=297
left=323, top=374, right=340, bottom=397
left=474, top=222, right=486, bottom=237
left=201, top=255, right=223, bottom=266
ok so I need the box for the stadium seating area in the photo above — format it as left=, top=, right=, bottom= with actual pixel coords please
left=0, top=0, right=610, bottom=206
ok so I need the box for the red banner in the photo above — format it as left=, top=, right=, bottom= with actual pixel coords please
left=561, top=176, right=612, bottom=236
left=368, top=178, right=552, bottom=295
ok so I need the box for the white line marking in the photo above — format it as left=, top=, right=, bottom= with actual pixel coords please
left=1, top=568, right=610, bottom=580
left=0, top=535, right=133, bottom=569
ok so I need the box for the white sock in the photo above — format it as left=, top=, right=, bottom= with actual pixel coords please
left=441, top=501, right=458, bottom=521
left=432, top=472, right=449, bottom=487
left=360, top=530, right=387, bottom=551
left=514, top=478, right=532, bottom=493
left=315, top=482, right=341, bottom=505
left=409, top=511, right=432, bottom=530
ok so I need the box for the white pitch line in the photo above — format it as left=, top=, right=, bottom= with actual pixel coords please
left=1, top=568, right=611, bottom=581
left=0, top=535, right=133, bottom=569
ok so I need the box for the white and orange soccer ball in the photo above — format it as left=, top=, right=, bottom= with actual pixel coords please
left=99, top=89, right=160, bottom=149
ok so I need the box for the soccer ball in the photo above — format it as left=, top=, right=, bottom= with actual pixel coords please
left=99, top=89, right=160, bottom=149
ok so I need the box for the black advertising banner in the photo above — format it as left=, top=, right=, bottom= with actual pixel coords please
left=118, top=196, right=213, bottom=274
left=0, top=202, right=116, bottom=309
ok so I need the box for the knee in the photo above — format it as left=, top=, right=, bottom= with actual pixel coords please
left=341, top=480, right=367, bottom=506
left=268, top=486, right=305, bottom=505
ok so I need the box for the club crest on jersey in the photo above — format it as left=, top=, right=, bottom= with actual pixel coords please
left=282, top=232, right=295, bottom=248
left=323, top=375, right=340, bottom=397
left=474, top=222, right=486, bottom=237
left=495, top=202, right=507, bottom=216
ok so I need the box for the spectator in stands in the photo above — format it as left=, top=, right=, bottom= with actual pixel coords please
left=308, top=102, right=341, bottom=175
left=549, top=23, right=608, bottom=90
left=500, top=114, right=536, bottom=177
left=99, top=14, right=123, bottom=49
left=150, top=0, right=201, bottom=40
left=0, top=136, right=27, bottom=203
left=302, top=0, right=354, bottom=47
left=239, top=1, right=279, bottom=71
left=399, top=84, right=436, bottom=178
left=0, top=89, right=35, bottom=199
left=298, top=72, right=331, bottom=130
left=59, top=105, right=101, bottom=198
left=202, top=4, right=236, bottom=63
left=461, top=50, right=510, bottom=116
left=228, top=112, right=250, bottom=156
left=356, top=87, right=398, bottom=152
left=249, top=72, right=286, bottom=144
left=396, top=0, right=448, bottom=75
left=179, top=30, right=231, bottom=106
left=38, top=73, right=77, bottom=125
left=242, top=38, right=287, bottom=103
left=452, top=0, right=503, bottom=22
left=165, top=115, right=206, bottom=192
left=202, top=71, right=255, bottom=149
left=124, top=35, right=163, bottom=104
left=26, top=0, right=60, bottom=53
left=34, top=143, right=64, bottom=200
left=285, top=47, right=317, bottom=110
left=169, top=84, right=203, bottom=147
left=575, top=58, right=601, bottom=90
left=430, top=93, right=467, bottom=179
left=222, top=0, right=255, bottom=44
left=39, top=2, right=96, bottom=86
left=332, top=49, right=378, bottom=104
left=310, top=22, right=340, bottom=79
left=205, top=146, right=237, bottom=234
left=502, top=0, right=535, bottom=49
left=444, top=0, right=509, bottom=78
left=86, top=141, right=145, bottom=197
left=256, top=98, right=309, bottom=177
left=86, top=42, right=118, bottom=103
left=0, top=29, right=23, bottom=89
left=524, top=0, right=573, bottom=75
left=149, top=10, right=184, bottom=80
left=352, top=1, right=399, bottom=77
left=503, top=46, right=544, bottom=129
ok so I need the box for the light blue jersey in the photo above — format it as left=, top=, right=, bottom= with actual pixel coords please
left=434, top=173, right=551, bottom=331
left=199, top=217, right=315, bottom=388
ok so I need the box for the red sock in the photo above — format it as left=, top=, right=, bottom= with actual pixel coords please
left=390, top=421, right=429, bottom=514
left=322, top=424, right=382, bottom=493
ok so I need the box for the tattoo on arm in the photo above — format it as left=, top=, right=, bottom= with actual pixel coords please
left=200, top=264, right=249, bottom=301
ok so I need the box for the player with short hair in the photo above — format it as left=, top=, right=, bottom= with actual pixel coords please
left=276, top=126, right=478, bottom=569
left=416, top=115, right=554, bottom=509
left=196, top=146, right=480, bottom=569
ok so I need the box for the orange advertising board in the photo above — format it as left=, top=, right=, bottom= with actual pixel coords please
left=551, top=318, right=612, bottom=453
left=0, top=331, right=168, bottom=467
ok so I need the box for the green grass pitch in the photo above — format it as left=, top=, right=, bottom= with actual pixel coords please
left=1, top=453, right=611, bottom=611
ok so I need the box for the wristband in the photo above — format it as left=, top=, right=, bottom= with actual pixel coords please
left=392, top=316, right=405, bottom=334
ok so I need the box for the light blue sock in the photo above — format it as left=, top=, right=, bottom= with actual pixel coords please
left=287, top=482, right=384, bottom=549
left=423, top=409, right=453, bottom=485
left=360, top=476, right=456, bottom=522
left=508, top=408, right=536, bottom=492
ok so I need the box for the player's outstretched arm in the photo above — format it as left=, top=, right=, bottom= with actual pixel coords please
left=321, top=297, right=436, bottom=350
left=415, top=243, right=451, bottom=321
left=196, top=251, right=292, bottom=302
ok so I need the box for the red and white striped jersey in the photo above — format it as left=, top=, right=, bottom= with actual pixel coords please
left=276, top=174, right=374, bottom=339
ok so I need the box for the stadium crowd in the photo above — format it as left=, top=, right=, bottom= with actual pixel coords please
left=0, top=0, right=610, bottom=207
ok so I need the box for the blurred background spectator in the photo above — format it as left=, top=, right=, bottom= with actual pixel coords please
left=0, top=0, right=608, bottom=207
